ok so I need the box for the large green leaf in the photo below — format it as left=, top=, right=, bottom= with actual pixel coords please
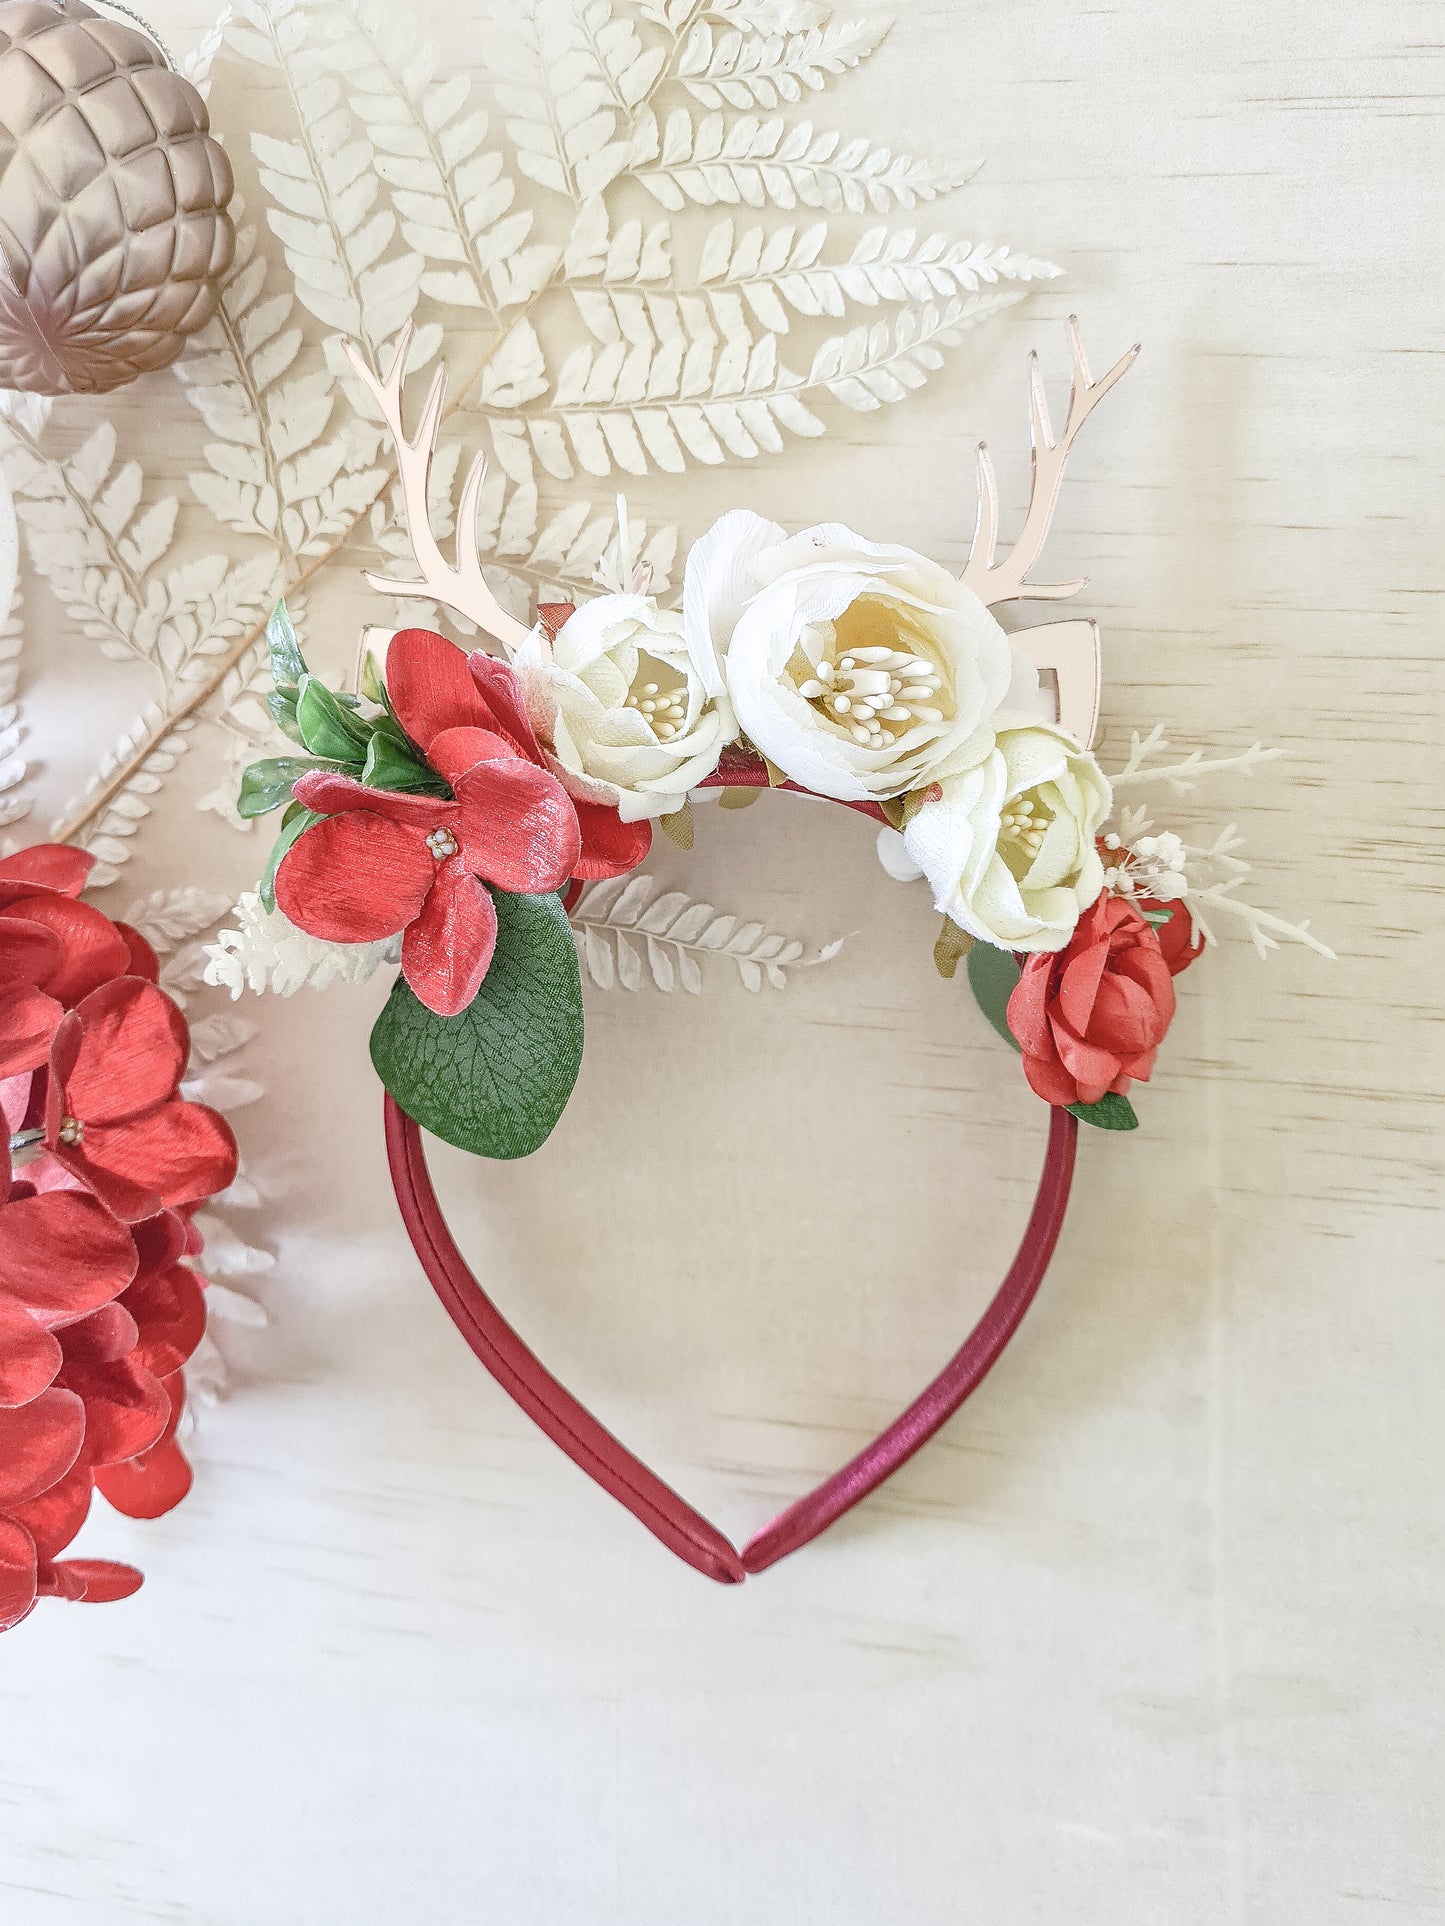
left=266, top=600, right=308, bottom=688
left=295, top=674, right=374, bottom=761
left=370, top=890, right=584, bottom=1160
left=363, top=717, right=448, bottom=795
left=966, top=941, right=1023, bottom=1050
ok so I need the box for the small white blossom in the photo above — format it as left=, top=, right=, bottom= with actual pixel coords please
left=203, top=893, right=399, bottom=999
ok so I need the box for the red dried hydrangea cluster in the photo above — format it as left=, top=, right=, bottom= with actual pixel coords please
left=0, top=846, right=238, bottom=1632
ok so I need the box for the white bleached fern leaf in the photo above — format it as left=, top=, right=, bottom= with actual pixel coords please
left=571, top=871, right=845, bottom=991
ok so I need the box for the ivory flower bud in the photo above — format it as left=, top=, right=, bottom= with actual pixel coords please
left=514, top=594, right=729, bottom=823
left=898, top=724, right=1112, bottom=952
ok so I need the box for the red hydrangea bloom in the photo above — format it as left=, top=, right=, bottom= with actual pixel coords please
left=391, top=627, right=651, bottom=880
left=275, top=631, right=598, bottom=1018
left=1, top=891, right=230, bottom=1634
left=44, top=978, right=239, bottom=1223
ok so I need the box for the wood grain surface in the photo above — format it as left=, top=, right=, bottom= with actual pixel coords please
left=1, top=3, right=1441, bottom=1921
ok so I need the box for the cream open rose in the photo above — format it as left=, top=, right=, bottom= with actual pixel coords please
left=682, top=511, right=1039, bottom=803
left=513, top=593, right=729, bottom=824
left=888, top=724, right=1112, bottom=952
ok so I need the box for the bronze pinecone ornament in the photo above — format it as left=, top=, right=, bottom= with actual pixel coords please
left=0, top=0, right=234, bottom=395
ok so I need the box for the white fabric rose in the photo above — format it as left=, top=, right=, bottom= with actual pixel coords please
left=889, top=724, right=1112, bottom=952
left=514, top=593, right=729, bottom=823
left=682, top=511, right=1039, bottom=802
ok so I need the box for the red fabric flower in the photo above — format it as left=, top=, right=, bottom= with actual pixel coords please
left=44, top=978, right=238, bottom=1223
left=395, top=626, right=651, bottom=881
left=275, top=633, right=590, bottom=1017
left=1007, top=894, right=1177, bottom=1107
left=1141, top=897, right=1202, bottom=976
left=0, top=845, right=142, bottom=1075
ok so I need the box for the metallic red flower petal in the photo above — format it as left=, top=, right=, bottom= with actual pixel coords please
left=0, top=914, right=63, bottom=992
left=0, top=1517, right=37, bottom=1630
left=0, top=846, right=93, bottom=897
left=0, top=1190, right=138, bottom=1317
left=400, top=861, right=498, bottom=1017
left=467, top=649, right=548, bottom=761
left=290, top=769, right=447, bottom=826
left=112, top=923, right=161, bottom=982
left=46, top=1144, right=162, bottom=1226
left=95, top=1439, right=193, bottom=1520
left=8, top=1457, right=93, bottom=1560
left=79, top=1099, right=238, bottom=1219
left=61, top=978, right=189, bottom=1125
left=42, top=1558, right=143, bottom=1604
left=452, top=756, right=581, bottom=894
left=425, top=724, right=526, bottom=789
left=275, top=809, right=435, bottom=944
left=123, top=1264, right=206, bottom=1378
left=2, top=895, right=131, bottom=1006
left=58, top=1355, right=170, bottom=1467
left=132, top=1209, right=190, bottom=1277
left=60, top=1302, right=141, bottom=1366
left=388, top=627, right=495, bottom=747
left=0, top=1299, right=63, bottom=1408
left=0, top=1388, right=85, bottom=1507
left=569, top=800, right=652, bottom=880
left=0, top=983, right=63, bottom=1078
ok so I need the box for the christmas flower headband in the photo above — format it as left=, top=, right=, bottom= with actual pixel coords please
left=198, top=316, right=1327, bottom=1583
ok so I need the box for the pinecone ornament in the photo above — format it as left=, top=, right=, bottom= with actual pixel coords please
left=0, top=0, right=234, bottom=395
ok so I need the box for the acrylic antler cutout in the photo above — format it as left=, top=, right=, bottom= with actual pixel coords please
left=962, top=318, right=1139, bottom=746
left=962, top=314, right=1139, bottom=607
left=346, top=325, right=534, bottom=658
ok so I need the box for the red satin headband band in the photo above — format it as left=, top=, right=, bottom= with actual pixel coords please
left=385, top=772, right=1079, bottom=1582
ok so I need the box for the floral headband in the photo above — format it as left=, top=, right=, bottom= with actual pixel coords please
left=0, top=321, right=1327, bottom=1621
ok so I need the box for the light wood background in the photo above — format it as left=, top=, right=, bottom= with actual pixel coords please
left=3, top=2, right=1443, bottom=1921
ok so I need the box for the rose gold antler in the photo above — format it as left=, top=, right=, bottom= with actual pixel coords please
left=961, top=316, right=1139, bottom=607
left=345, top=325, right=534, bottom=657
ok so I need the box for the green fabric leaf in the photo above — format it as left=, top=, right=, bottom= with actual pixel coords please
left=966, top=942, right=1023, bottom=1051
left=266, top=600, right=307, bottom=689
left=295, top=674, right=374, bottom=760
left=266, top=687, right=306, bottom=747
left=259, top=803, right=323, bottom=913
left=238, top=756, right=349, bottom=820
left=370, top=891, right=584, bottom=1161
left=363, top=718, right=449, bottom=795
left=1066, top=1091, right=1139, bottom=1131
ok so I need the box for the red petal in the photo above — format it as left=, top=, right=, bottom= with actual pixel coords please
left=81, top=1099, right=238, bottom=1219
left=1050, top=1019, right=1121, bottom=1107
left=467, top=651, right=547, bottom=760
left=60, top=1303, right=141, bottom=1366
left=401, top=862, right=498, bottom=1017
left=0, top=1388, right=85, bottom=1506
left=96, top=1438, right=193, bottom=1520
left=0, top=984, right=63, bottom=1077
left=0, top=846, right=93, bottom=896
left=0, top=914, right=63, bottom=992
left=48, top=1145, right=162, bottom=1226
left=0, top=1190, right=138, bottom=1315
left=42, top=1558, right=144, bottom=1604
left=59, top=1355, right=170, bottom=1466
left=535, top=603, right=575, bottom=644
left=3, top=896, right=131, bottom=1006
left=1020, top=1046, right=1085, bottom=1107
left=275, top=810, right=434, bottom=944
left=453, top=758, right=581, bottom=893
left=1143, top=899, right=1201, bottom=975
left=570, top=801, right=651, bottom=880
left=388, top=628, right=494, bottom=748
left=426, top=725, right=524, bottom=788
left=9, top=1457, right=93, bottom=1560
left=291, top=769, right=447, bottom=826
left=132, top=1209, right=190, bottom=1278
left=1005, top=955, right=1054, bottom=1053
left=62, top=978, right=188, bottom=1125
left=0, top=1517, right=38, bottom=1630
left=0, top=1299, right=62, bottom=1407
left=124, top=1264, right=206, bottom=1377
left=1056, top=933, right=1110, bottom=1036
left=112, top=923, right=161, bottom=982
